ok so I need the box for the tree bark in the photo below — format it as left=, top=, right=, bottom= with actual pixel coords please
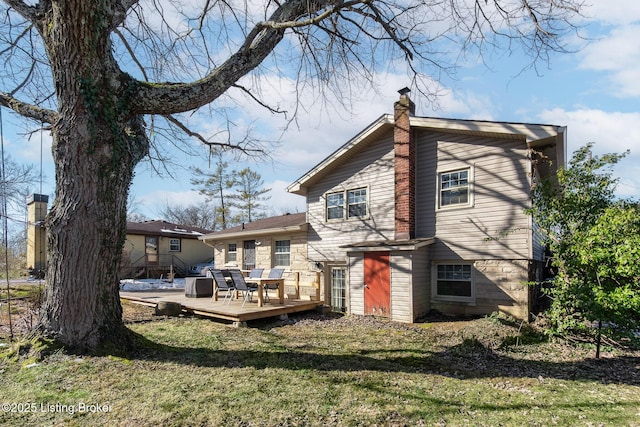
left=33, top=0, right=148, bottom=352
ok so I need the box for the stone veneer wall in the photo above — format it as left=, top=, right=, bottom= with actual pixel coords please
left=431, top=259, right=530, bottom=320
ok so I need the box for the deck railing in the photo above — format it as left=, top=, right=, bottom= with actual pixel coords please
left=281, top=271, right=321, bottom=301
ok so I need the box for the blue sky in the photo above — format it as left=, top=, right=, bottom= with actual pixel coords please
left=3, top=0, right=640, bottom=222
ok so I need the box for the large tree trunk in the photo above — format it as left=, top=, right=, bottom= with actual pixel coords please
left=34, top=1, right=148, bottom=353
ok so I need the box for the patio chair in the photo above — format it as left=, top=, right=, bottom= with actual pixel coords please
left=246, top=268, right=264, bottom=287
left=228, top=269, right=259, bottom=308
left=209, top=269, right=236, bottom=304
left=263, top=268, right=284, bottom=302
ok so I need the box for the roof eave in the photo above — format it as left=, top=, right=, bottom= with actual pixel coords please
left=199, top=223, right=308, bottom=243
left=341, top=237, right=436, bottom=252
left=286, top=114, right=393, bottom=195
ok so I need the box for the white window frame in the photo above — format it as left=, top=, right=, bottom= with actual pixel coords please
left=326, top=192, right=345, bottom=221
left=169, top=238, right=181, bottom=252
left=325, top=187, right=369, bottom=221
left=432, top=263, right=476, bottom=303
left=437, top=167, right=473, bottom=209
left=330, top=267, right=347, bottom=312
left=347, top=188, right=368, bottom=219
left=227, top=243, right=237, bottom=263
left=273, top=239, right=291, bottom=267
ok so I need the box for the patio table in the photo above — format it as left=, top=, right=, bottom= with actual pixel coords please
left=252, top=278, right=285, bottom=307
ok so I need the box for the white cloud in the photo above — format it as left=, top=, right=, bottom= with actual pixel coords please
left=264, top=179, right=305, bottom=215
left=578, top=24, right=640, bottom=97
left=583, top=0, right=640, bottom=26
left=538, top=108, right=640, bottom=199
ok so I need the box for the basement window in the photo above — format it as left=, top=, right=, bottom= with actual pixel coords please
left=433, top=263, right=475, bottom=303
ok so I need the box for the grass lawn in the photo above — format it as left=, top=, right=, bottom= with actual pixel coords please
left=0, top=298, right=639, bottom=426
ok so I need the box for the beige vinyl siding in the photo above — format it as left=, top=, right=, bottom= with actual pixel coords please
left=124, top=235, right=146, bottom=266
left=390, top=253, right=412, bottom=322
left=416, top=131, right=532, bottom=260
left=307, top=130, right=396, bottom=262
left=178, top=239, right=215, bottom=266
left=124, top=234, right=212, bottom=268
left=411, top=247, right=431, bottom=320
left=348, top=254, right=365, bottom=315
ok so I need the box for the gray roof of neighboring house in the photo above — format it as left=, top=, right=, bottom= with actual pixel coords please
left=199, top=213, right=307, bottom=241
left=127, top=220, right=213, bottom=239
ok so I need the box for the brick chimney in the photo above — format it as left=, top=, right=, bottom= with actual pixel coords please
left=26, top=194, right=48, bottom=274
left=394, top=88, right=416, bottom=240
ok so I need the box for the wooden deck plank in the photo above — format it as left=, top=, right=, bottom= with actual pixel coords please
left=120, top=290, right=324, bottom=323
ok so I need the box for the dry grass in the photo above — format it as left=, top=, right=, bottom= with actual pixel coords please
left=0, top=298, right=639, bottom=426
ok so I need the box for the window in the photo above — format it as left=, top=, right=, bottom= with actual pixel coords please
left=439, top=168, right=470, bottom=207
left=331, top=267, right=347, bottom=312
left=326, top=192, right=344, bottom=220
left=169, top=238, right=181, bottom=252
left=227, top=243, right=237, bottom=263
left=326, top=187, right=368, bottom=220
left=274, top=240, right=291, bottom=266
left=434, top=264, right=474, bottom=302
left=347, top=188, right=367, bottom=218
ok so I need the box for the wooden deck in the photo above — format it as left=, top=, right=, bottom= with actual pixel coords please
left=120, top=289, right=324, bottom=323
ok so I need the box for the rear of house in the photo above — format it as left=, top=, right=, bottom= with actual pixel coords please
left=122, top=220, right=214, bottom=278
left=198, top=213, right=322, bottom=301
left=288, top=91, right=565, bottom=321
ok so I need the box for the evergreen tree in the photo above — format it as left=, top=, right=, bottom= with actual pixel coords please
left=191, top=155, right=238, bottom=229
left=229, top=168, right=271, bottom=223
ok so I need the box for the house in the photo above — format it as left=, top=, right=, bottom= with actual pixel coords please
left=198, top=213, right=309, bottom=271
left=122, top=220, right=214, bottom=278
left=286, top=90, right=565, bottom=321
left=198, top=213, right=322, bottom=300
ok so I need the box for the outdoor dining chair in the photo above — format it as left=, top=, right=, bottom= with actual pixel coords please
left=263, top=268, right=284, bottom=302
left=228, top=269, right=259, bottom=308
left=209, top=269, right=236, bottom=304
left=246, top=268, right=264, bottom=288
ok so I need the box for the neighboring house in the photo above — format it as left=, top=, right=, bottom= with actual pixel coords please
left=287, top=90, right=566, bottom=321
left=198, top=213, right=309, bottom=272
left=122, top=220, right=214, bottom=278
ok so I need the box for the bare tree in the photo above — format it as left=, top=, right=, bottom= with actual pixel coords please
left=0, top=155, right=39, bottom=214
left=0, top=0, right=584, bottom=352
left=157, top=201, right=219, bottom=230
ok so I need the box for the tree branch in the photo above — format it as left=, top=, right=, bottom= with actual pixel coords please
left=0, top=91, right=58, bottom=123
left=232, top=84, right=287, bottom=116
left=163, top=114, right=264, bottom=156
left=111, top=0, right=139, bottom=29
left=113, top=27, right=149, bottom=81
left=133, top=0, right=368, bottom=115
left=3, top=0, right=38, bottom=22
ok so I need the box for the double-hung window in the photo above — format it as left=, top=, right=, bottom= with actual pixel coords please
left=434, top=263, right=474, bottom=302
left=347, top=188, right=367, bottom=218
left=439, top=168, right=470, bottom=207
left=227, top=243, right=237, bottom=263
left=274, top=240, right=291, bottom=266
left=169, top=238, right=181, bottom=252
left=326, top=192, right=344, bottom=220
left=326, top=187, right=368, bottom=220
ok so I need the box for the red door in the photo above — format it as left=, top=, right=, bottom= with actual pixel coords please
left=364, top=252, right=390, bottom=317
